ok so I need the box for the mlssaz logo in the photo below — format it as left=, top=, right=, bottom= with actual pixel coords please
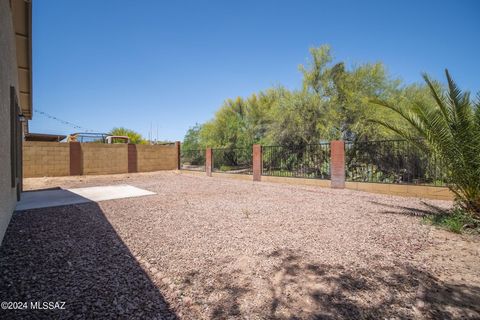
left=30, top=301, right=66, bottom=310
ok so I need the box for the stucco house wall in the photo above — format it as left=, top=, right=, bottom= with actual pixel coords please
left=0, top=0, right=21, bottom=244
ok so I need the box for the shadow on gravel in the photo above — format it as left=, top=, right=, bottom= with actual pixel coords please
left=210, top=272, right=250, bottom=319
left=208, top=249, right=480, bottom=319
left=370, top=200, right=449, bottom=217
left=0, top=202, right=177, bottom=319
left=266, top=250, right=479, bottom=319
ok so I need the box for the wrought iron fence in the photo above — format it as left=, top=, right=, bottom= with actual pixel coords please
left=180, top=149, right=205, bottom=172
left=212, top=148, right=253, bottom=174
left=345, top=140, right=447, bottom=186
left=262, top=143, right=331, bottom=179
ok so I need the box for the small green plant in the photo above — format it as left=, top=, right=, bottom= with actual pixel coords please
left=220, top=165, right=235, bottom=172
left=423, top=207, right=480, bottom=234
left=242, top=208, right=251, bottom=219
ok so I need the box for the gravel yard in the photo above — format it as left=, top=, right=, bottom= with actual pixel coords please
left=1, top=171, right=479, bottom=319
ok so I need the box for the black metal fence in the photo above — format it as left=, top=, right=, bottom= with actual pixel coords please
left=262, top=143, right=331, bottom=179
left=69, top=132, right=108, bottom=143
left=345, top=140, right=447, bottom=186
left=180, top=149, right=205, bottom=171
left=212, top=148, right=253, bottom=174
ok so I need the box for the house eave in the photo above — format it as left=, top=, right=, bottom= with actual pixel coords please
left=12, top=0, right=33, bottom=120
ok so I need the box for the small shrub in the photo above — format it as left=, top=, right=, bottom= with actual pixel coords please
left=220, top=165, right=234, bottom=172
left=423, top=207, right=480, bottom=234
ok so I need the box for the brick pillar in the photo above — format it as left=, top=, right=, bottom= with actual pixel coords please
left=206, top=147, right=212, bottom=177
left=252, top=144, right=262, bottom=181
left=69, top=142, right=82, bottom=176
left=330, top=140, right=345, bottom=189
left=128, top=144, right=138, bottom=173
left=175, top=141, right=181, bottom=170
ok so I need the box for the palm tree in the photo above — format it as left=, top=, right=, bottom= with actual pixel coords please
left=371, top=70, right=480, bottom=218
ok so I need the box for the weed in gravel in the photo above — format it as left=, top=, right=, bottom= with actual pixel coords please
left=423, top=207, right=480, bottom=234
left=242, top=209, right=252, bottom=219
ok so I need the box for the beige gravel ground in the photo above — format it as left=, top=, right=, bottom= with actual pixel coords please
left=1, top=171, right=479, bottom=319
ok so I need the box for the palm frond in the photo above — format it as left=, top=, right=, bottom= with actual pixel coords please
left=371, top=72, right=480, bottom=216
left=422, top=73, right=451, bottom=123
left=368, top=119, right=428, bottom=151
left=370, top=98, right=427, bottom=137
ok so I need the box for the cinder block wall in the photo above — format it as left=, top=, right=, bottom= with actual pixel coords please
left=23, top=141, right=70, bottom=177
left=23, top=142, right=179, bottom=177
left=136, top=145, right=177, bottom=172
left=81, top=143, right=128, bottom=175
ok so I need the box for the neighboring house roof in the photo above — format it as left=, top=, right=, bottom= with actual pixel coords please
left=25, top=133, right=67, bottom=142
left=11, top=0, right=32, bottom=120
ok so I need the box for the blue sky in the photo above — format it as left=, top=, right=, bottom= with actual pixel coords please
left=31, top=0, right=480, bottom=141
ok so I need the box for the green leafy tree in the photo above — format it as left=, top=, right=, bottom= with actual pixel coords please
left=267, top=90, right=327, bottom=146
left=183, top=45, right=422, bottom=150
left=182, top=124, right=203, bottom=150
left=299, top=45, right=403, bottom=140
left=198, top=97, right=248, bottom=148
left=372, top=70, right=480, bottom=217
left=299, top=45, right=333, bottom=96
left=198, top=94, right=277, bottom=149
left=109, top=127, right=146, bottom=144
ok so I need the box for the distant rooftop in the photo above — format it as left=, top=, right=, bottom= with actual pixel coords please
left=25, top=133, right=66, bottom=142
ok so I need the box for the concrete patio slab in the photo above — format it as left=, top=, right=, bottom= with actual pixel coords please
left=15, top=184, right=155, bottom=211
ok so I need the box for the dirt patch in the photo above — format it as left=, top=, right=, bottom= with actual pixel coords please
left=1, top=171, right=479, bottom=319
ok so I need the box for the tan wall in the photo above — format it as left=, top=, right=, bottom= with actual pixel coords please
left=0, top=0, right=20, bottom=244
left=136, top=145, right=177, bottom=172
left=212, top=172, right=253, bottom=181
left=345, top=182, right=453, bottom=201
left=23, top=142, right=178, bottom=177
left=181, top=170, right=453, bottom=201
left=23, top=141, right=70, bottom=177
left=262, top=175, right=331, bottom=188
left=81, top=143, right=128, bottom=175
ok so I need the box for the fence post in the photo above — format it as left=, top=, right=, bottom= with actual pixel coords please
left=330, top=140, right=345, bottom=189
left=206, top=147, right=212, bottom=177
left=175, top=141, right=181, bottom=170
left=128, top=143, right=138, bottom=173
left=253, top=144, right=262, bottom=181
left=69, top=142, right=82, bottom=176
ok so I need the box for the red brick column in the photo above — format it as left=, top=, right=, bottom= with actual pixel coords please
left=69, top=142, right=82, bottom=176
left=175, top=141, right=181, bottom=170
left=252, top=144, right=262, bottom=181
left=128, top=144, right=138, bottom=173
left=330, top=140, right=345, bottom=189
left=205, top=147, right=212, bottom=177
